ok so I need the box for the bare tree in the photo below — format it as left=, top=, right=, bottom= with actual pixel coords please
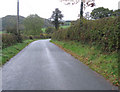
left=60, top=0, right=95, bottom=18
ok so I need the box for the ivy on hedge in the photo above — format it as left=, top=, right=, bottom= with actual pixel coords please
left=52, top=17, right=120, bottom=52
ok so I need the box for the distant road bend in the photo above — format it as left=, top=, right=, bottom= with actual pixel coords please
left=2, top=39, right=118, bottom=90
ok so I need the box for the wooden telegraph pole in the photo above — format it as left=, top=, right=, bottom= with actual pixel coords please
left=80, top=0, right=84, bottom=26
left=80, top=0, right=84, bottom=18
left=17, top=0, right=19, bottom=35
left=17, top=0, right=22, bottom=42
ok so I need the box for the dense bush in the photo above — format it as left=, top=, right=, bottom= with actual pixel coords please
left=21, top=35, right=29, bottom=40
left=6, top=24, right=17, bottom=34
left=52, top=17, right=119, bottom=52
left=45, top=27, right=55, bottom=34
left=24, top=14, right=43, bottom=36
left=29, top=35, right=33, bottom=39
left=2, top=33, right=51, bottom=49
left=24, top=33, right=51, bottom=39
left=2, top=33, right=18, bottom=48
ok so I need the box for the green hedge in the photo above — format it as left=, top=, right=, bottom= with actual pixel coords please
left=2, top=33, right=51, bottom=49
left=52, top=17, right=119, bottom=52
left=2, top=33, right=18, bottom=48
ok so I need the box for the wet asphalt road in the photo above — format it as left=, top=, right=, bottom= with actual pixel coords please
left=2, top=39, right=118, bottom=90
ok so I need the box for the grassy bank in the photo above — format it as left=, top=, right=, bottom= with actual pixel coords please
left=1, top=39, right=35, bottom=66
left=51, top=40, right=119, bottom=86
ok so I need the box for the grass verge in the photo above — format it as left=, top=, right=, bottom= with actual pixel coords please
left=1, top=39, right=36, bottom=66
left=50, top=40, right=119, bottom=87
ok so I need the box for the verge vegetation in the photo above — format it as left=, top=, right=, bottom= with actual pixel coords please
left=1, top=39, right=35, bottom=66
left=51, top=40, right=118, bottom=86
left=51, top=16, right=119, bottom=86
left=52, top=17, right=119, bottom=52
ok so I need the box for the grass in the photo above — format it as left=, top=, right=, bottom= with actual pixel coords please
left=1, top=39, right=35, bottom=66
left=50, top=40, right=119, bottom=86
left=60, top=25, right=70, bottom=29
left=41, top=26, right=70, bottom=33
left=41, top=28, right=46, bottom=33
left=0, top=31, right=6, bottom=34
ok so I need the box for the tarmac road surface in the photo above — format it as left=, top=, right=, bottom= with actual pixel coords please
left=2, top=39, right=118, bottom=90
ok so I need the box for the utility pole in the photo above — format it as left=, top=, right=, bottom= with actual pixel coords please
left=17, top=0, right=19, bottom=35
left=80, top=0, right=84, bottom=26
left=80, top=0, right=83, bottom=18
left=17, top=0, right=22, bottom=42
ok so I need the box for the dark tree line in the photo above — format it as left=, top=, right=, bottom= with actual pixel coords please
left=91, top=7, right=120, bottom=19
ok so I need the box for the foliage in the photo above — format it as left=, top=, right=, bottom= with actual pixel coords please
left=2, top=15, right=25, bottom=31
left=2, top=15, right=54, bottom=33
left=91, top=8, right=120, bottom=19
left=2, top=33, right=18, bottom=48
left=24, top=14, right=44, bottom=35
left=113, top=9, right=120, bottom=16
left=45, top=27, right=55, bottom=34
left=29, top=35, right=33, bottom=39
left=41, top=28, right=46, bottom=33
left=42, top=19, right=54, bottom=28
left=2, top=32, right=51, bottom=49
left=51, top=40, right=118, bottom=86
left=50, top=8, right=64, bottom=30
left=2, top=15, right=23, bottom=43
left=5, top=24, right=18, bottom=35
left=32, top=33, right=51, bottom=39
left=52, top=16, right=119, bottom=53
left=2, top=40, right=34, bottom=65
left=91, top=7, right=113, bottom=19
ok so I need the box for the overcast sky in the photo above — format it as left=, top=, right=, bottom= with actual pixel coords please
left=0, top=0, right=119, bottom=20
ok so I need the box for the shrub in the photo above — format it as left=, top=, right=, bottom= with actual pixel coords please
left=52, top=17, right=119, bottom=52
left=1, top=32, right=52, bottom=49
left=45, top=27, right=55, bottom=34
left=2, top=33, right=17, bottom=48
left=6, top=24, right=17, bottom=35
left=21, top=35, right=29, bottom=40
left=29, top=35, right=33, bottom=40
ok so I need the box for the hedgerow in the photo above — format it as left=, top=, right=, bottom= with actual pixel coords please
left=2, top=33, right=18, bottom=48
left=2, top=33, right=51, bottom=49
left=52, top=17, right=119, bottom=52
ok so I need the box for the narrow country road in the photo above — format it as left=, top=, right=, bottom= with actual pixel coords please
left=2, top=39, right=117, bottom=90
